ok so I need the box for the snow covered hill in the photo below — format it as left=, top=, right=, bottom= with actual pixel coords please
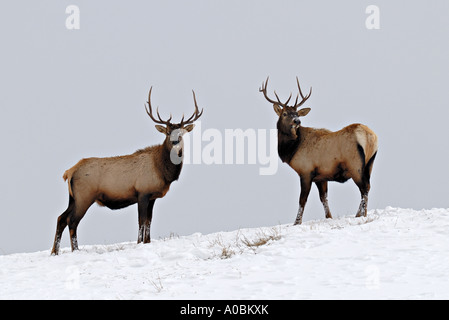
left=1, top=207, right=448, bottom=300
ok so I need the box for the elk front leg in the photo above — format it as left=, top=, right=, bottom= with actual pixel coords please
left=315, top=181, right=332, bottom=219
left=137, top=194, right=155, bottom=244
left=294, top=176, right=312, bottom=225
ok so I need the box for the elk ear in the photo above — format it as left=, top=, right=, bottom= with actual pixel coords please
left=155, top=125, right=167, bottom=134
left=183, top=124, right=195, bottom=133
left=273, top=104, right=282, bottom=116
left=297, top=107, right=311, bottom=117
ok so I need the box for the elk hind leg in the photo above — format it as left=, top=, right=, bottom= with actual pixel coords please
left=67, top=199, right=93, bottom=251
left=315, top=181, right=332, bottom=219
left=51, top=196, right=75, bottom=255
left=355, top=151, right=377, bottom=218
left=355, top=181, right=370, bottom=218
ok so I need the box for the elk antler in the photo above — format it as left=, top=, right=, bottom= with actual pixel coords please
left=179, top=90, right=204, bottom=126
left=294, top=76, right=312, bottom=108
left=260, top=76, right=312, bottom=109
left=145, top=86, right=173, bottom=125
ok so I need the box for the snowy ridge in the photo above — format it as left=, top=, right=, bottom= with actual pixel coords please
left=1, top=207, right=448, bottom=299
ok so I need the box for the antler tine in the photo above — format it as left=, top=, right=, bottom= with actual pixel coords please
left=145, top=86, right=173, bottom=125
left=284, top=92, right=293, bottom=106
left=144, top=86, right=160, bottom=123
left=261, top=76, right=294, bottom=108
left=180, top=90, right=203, bottom=126
left=192, top=90, right=204, bottom=119
left=156, top=107, right=168, bottom=123
left=296, top=77, right=306, bottom=99
left=192, top=90, right=200, bottom=114
left=273, top=91, right=284, bottom=106
left=296, top=87, right=312, bottom=108
left=260, top=77, right=281, bottom=106
left=294, top=77, right=312, bottom=109
left=144, top=86, right=152, bottom=116
left=259, top=76, right=269, bottom=93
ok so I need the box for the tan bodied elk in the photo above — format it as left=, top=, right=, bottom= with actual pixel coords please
left=51, top=87, right=203, bottom=255
left=260, top=77, right=378, bottom=225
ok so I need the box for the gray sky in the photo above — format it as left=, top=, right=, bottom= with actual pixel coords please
left=1, top=0, right=448, bottom=254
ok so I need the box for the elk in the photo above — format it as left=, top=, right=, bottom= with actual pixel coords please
left=260, top=77, right=378, bottom=225
left=51, top=87, right=203, bottom=255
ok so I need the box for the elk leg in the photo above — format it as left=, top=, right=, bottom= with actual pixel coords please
left=294, top=177, right=312, bottom=225
left=356, top=151, right=376, bottom=217
left=67, top=200, right=92, bottom=252
left=137, top=194, right=155, bottom=244
left=143, top=199, right=155, bottom=243
left=51, top=196, right=75, bottom=255
left=355, top=180, right=370, bottom=218
left=315, top=181, right=332, bottom=219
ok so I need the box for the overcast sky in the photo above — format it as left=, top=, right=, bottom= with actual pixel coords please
left=1, top=0, right=448, bottom=255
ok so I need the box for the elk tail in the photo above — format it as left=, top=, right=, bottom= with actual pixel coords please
left=63, top=167, right=76, bottom=197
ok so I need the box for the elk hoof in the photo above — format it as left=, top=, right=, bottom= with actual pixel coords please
left=355, top=211, right=366, bottom=218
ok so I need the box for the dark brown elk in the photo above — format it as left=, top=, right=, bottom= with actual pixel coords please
left=260, top=77, right=378, bottom=225
left=51, top=87, right=203, bottom=255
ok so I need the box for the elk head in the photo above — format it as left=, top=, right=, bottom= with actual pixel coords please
left=260, top=77, right=312, bottom=139
left=145, top=87, right=203, bottom=161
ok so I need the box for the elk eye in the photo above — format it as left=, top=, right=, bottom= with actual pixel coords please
left=283, top=113, right=287, bottom=116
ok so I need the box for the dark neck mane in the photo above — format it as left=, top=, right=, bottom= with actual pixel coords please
left=277, top=126, right=301, bottom=164
left=158, top=140, right=183, bottom=184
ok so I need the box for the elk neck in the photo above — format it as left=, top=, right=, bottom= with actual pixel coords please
left=277, top=123, right=302, bottom=164
left=156, top=138, right=184, bottom=184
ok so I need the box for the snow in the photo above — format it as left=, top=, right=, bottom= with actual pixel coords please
left=1, top=207, right=448, bottom=299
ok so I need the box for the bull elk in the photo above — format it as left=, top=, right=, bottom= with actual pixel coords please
left=260, top=77, right=378, bottom=225
left=51, top=87, right=203, bottom=255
